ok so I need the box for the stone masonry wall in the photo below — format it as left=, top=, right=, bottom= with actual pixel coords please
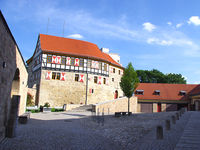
left=0, top=14, right=28, bottom=141
left=38, top=65, right=123, bottom=107
left=93, top=96, right=138, bottom=113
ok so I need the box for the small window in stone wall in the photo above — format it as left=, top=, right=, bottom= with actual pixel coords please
left=113, top=68, right=115, bottom=73
left=118, top=70, right=121, bottom=75
left=103, top=78, right=106, bottom=84
left=56, top=73, right=61, bottom=80
left=89, top=89, right=94, bottom=93
left=112, top=78, right=114, bottom=82
left=52, top=72, right=56, bottom=80
left=75, top=74, right=79, bottom=81
left=94, top=76, right=97, bottom=83
left=47, top=56, right=52, bottom=63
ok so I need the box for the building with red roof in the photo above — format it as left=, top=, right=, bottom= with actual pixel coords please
left=135, top=83, right=200, bottom=112
left=27, top=34, right=124, bottom=107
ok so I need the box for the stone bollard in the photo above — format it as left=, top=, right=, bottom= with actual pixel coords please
left=165, top=120, right=170, bottom=130
left=102, top=108, right=104, bottom=126
left=179, top=111, right=182, bottom=117
left=156, top=125, right=163, bottom=140
left=108, top=108, right=110, bottom=115
left=176, top=113, right=179, bottom=120
left=97, top=108, right=100, bottom=124
left=172, top=115, right=176, bottom=124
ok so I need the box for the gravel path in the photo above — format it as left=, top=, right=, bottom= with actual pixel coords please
left=0, top=111, right=195, bottom=150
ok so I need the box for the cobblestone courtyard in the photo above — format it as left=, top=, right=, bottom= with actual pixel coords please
left=0, top=111, right=199, bottom=150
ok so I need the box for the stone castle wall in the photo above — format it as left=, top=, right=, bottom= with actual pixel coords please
left=0, top=13, right=28, bottom=141
left=38, top=65, right=123, bottom=107
left=93, top=96, right=138, bottom=113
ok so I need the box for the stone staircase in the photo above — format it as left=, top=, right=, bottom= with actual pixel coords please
left=68, top=105, right=93, bottom=112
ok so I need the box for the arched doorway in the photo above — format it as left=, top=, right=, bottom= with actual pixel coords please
left=114, top=90, right=118, bottom=99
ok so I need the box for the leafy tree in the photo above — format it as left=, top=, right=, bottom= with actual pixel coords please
left=120, top=63, right=139, bottom=115
left=136, top=69, right=186, bottom=84
left=26, top=93, right=34, bottom=106
left=166, top=73, right=186, bottom=84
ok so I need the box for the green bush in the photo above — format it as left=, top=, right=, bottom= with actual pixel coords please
left=51, top=108, right=56, bottom=112
left=31, top=109, right=40, bottom=113
left=51, top=108, right=64, bottom=112
left=44, top=102, right=50, bottom=108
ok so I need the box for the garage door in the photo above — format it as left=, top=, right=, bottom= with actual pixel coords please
left=166, top=104, right=177, bottom=111
left=140, top=103, right=153, bottom=113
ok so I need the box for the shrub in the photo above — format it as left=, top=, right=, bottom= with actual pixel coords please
left=26, top=93, right=34, bottom=106
left=44, top=102, right=50, bottom=108
left=51, top=108, right=56, bottom=112
left=31, top=109, right=40, bottom=113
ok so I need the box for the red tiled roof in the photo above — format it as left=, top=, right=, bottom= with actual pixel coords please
left=39, top=34, right=122, bottom=68
left=135, top=83, right=200, bottom=101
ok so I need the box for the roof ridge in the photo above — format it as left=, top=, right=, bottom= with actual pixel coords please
left=39, top=33, right=98, bottom=47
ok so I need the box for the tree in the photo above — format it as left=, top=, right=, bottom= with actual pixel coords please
left=166, top=73, right=186, bottom=84
left=120, top=63, right=139, bottom=115
left=136, top=69, right=187, bottom=84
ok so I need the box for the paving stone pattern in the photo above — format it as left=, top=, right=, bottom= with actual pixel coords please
left=174, top=111, right=200, bottom=150
left=0, top=111, right=199, bottom=150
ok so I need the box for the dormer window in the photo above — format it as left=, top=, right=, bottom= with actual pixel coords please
left=179, top=90, right=186, bottom=96
left=135, top=90, right=144, bottom=95
left=154, top=90, right=160, bottom=95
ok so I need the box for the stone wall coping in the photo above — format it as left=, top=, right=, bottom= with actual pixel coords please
left=94, top=96, right=136, bottom=106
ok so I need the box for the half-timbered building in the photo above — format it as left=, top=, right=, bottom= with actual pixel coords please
left=27, top=34, right=124, bottom=107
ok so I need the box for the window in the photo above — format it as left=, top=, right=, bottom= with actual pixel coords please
left=104, top=64, right=107, bottom=71
left=52, top=72, right=56, bottom=80
left=180, top=91, right=186, bottom=96
left=154, top=90, right=160, bottom=95
left=103, top=78, right=106, bottom=84
left=94, top=76, right=97, bottom=83
left=71, top=57, right=75, bottom=66
left=79, top=59, right=84, bottom=67
left=135, top=90, right=144, bottom=95
left=75, top=74, right=79, bottom=81
left=113, top=68, right=115, bottom=73
left=89, top=89, right=94, bottom=93
left=56, top=73, right=61, bottom=80
left=112, top=78, right=114, bottom=82
left=119, top=70, right=121, bottom=75
left=47, top=56, right=52, bottom=63
left=87, top=60, right=91, bottom=68
left=61, top=57, right=66, bottom=65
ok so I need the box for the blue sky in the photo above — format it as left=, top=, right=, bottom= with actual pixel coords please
left=1, top=0, right=200, bottom=83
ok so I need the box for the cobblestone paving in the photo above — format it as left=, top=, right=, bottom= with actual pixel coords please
left=0, top=111, right=198, bottom=150
left=0, top=112, right=122, bottom=150
left=126, top=111, right=192, bottom=150
left=174, top=111, right=200, bottom=150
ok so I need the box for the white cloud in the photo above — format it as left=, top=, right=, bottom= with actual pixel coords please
left=147, top=38, right=173, bottom=46
left=67, top=34, right=83, bottom=39
left=176, top=23, right=183, bottom=28
left=188, top=16, right=200, bottom=26
left=167, top=22, right=172, bottom=26
left=142, top=22, right=156, bottom=32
